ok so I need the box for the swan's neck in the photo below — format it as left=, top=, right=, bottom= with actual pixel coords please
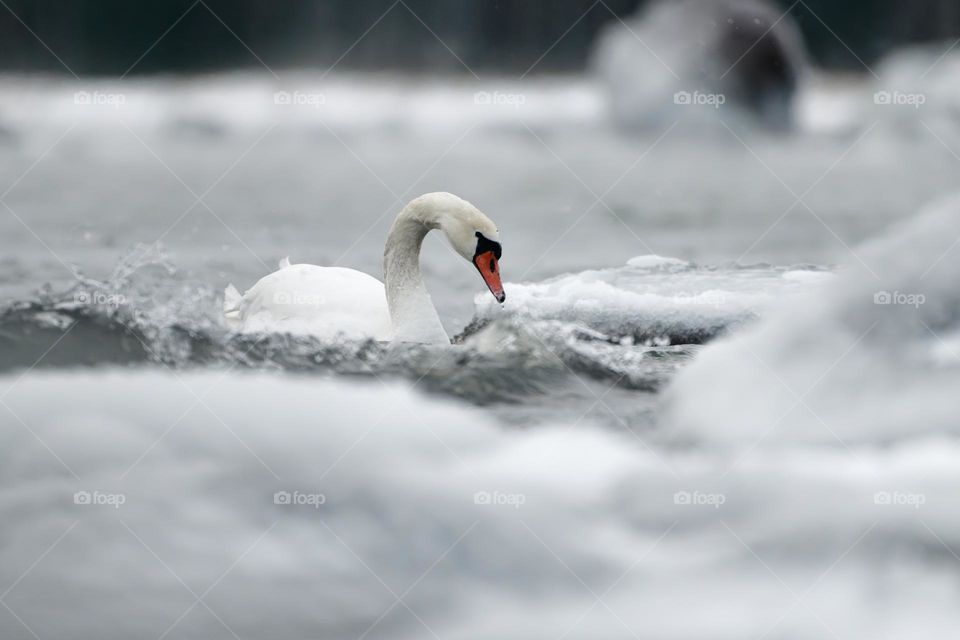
left=383, top=214, right=449, bottom=344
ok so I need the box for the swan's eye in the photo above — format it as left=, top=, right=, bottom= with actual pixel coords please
left=474, top=232, right=502, bottom=260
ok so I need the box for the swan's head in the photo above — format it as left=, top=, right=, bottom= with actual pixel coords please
left=414, top=192, right=505, bottom=303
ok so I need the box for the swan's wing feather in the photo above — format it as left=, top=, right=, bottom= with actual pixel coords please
left=228, top=265, right=392, bottom=340
left=278, top=257, right=292, bottom=269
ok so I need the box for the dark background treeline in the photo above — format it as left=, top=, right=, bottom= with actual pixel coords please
left=1, top=0, right=958, bottom=76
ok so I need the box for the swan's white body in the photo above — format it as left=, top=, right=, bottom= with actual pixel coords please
left=224, top=193, right=502, bottom=344
left=224, top=259, right=394, bottom=340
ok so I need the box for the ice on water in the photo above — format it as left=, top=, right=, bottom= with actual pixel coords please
left=473, top=254, right=833, bottom=344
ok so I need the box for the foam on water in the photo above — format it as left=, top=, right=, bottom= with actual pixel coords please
left=666, top=192, right=960, bottom=445
left=2, top=368, right=959, bottom=639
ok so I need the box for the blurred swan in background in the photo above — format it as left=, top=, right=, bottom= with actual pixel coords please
left=224, top=192, right=504, bottom=344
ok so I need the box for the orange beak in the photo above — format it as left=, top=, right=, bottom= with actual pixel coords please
left=473, top=250, right=505, bottom=303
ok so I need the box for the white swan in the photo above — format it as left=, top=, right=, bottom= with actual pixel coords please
left=223, top=192, right=504, bottom=344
